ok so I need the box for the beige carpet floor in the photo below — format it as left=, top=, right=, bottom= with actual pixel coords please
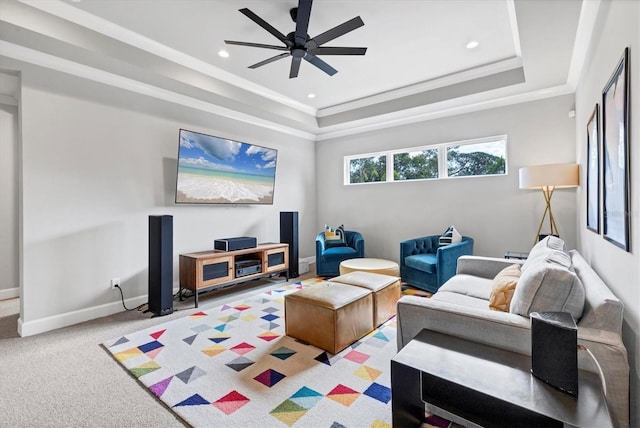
left=0, top=273, right=315, bottom=427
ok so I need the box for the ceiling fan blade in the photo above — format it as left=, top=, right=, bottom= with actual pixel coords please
left=289, top=56, right=302, bottom=78
left=312, top=46, right=367, bottom=55
left=303, top=52, right=337, bottom=76
left=225, top=40, right=289, bottom=51
left=294, top=0, right=313, bottom=45
left=239, top=8, right=293, bottom=47
left=310, top=16, right=364, bottom=47
left=249, top=52, right=291, bottom=69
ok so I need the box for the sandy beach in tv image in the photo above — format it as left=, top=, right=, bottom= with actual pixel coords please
left=176, top=130, right=277, bottom=204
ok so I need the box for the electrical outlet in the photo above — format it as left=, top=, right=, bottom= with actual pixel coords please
left=111, top=278, right=120, bottom=290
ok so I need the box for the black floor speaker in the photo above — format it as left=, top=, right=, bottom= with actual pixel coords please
left=280, top=211, right=299, bottom=278
left=530, top=311, right=578, bottom=395
left=148, top=215, right=174, bottom=317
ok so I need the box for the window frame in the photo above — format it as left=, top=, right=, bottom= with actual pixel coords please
left=344, top=135, right=508, bottom=185
left=344, top=152, right=388, bottom=185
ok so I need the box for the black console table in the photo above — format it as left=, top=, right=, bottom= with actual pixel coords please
left=391, top=329, right=612, bottom=427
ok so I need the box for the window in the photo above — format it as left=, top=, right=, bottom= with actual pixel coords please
left=348, top=155, right=386, bottom=184
left=345, top=135, right=507, bottom=185
left=393, top=149, right=438, bottom=181
left=446, top=139, right=506, bottom=178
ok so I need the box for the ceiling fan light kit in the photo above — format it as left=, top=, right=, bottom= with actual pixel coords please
left=224, top=0, right=367, bottom=78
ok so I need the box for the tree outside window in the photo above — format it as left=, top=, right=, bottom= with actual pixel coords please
left=345, top=136, right=507, bottom=185
left=349, top=156, right=386, bottom=184
left=393, top=149, right=438, bottom=181
left=447, top=140, right=506, bottom=177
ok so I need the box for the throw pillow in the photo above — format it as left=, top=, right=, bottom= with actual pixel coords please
left=324, top=224, right=346, bottom=248
left=509, top=259, right=585, bottom=320
left=532, top=235, right=566, bottom=253
left=439, top=226, right=462, bottom=247
left=489, top=264, right=521, bottom=312
left=521, top=236, right=571, bottom=273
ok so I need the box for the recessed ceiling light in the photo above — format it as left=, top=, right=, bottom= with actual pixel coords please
left=218, top=50, right=229, bottom=58
left=466, top=41, right=479, bottom=50
left=307, top=93, right=316, bottom=99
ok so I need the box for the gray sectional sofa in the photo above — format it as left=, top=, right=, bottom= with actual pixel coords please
left=396, top=237, right=629, bottom=427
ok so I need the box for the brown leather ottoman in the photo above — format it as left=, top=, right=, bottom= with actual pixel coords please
left=329, top=271, right=401, bottom=327
left=285, top=282, right=374, bottom=354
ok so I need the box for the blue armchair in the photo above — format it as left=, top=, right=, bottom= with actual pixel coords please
left=400, top=235, right=474, bottom=293
left=315, top=230, right=365, bottom=277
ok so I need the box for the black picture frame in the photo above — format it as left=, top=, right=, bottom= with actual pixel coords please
left=586, top=104, right=600, bottom=233
left=601, top=47, right=630, bottom=251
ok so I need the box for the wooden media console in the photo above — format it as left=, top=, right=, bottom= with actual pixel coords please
left=179, top=242, right=289, bottom=307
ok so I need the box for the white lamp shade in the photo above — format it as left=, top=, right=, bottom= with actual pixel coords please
left=519, top=163, right=580, bottom=189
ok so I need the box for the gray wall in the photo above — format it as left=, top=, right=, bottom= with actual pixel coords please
left=316, top=94, right=578, bottom=262
left=0, top=102, right=19, bottom=300
left=575, top=1, right=639, bottom=426
left=16, top=65, right=316, bottom=336
left=5, top=2, right=638, bottom=422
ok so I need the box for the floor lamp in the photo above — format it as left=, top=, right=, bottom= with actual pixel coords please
left=519, top=163, right=580, bottom=246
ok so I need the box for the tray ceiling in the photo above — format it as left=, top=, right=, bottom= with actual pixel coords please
left=0, top=0, right=596, bottom=139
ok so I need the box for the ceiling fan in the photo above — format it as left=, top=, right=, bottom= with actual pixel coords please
left=225, top=0, right=367, bottom=78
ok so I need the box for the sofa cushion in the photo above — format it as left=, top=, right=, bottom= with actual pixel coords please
left=404, top=253, right=437, bottom=273
left=438, top=274, right=492, bottom=300
left=321, top=246, right=358, bottom=262
left=431, top=291, right=493, bottom=310
left=510, top=259, right=585, bottom=320
left=489, top=264, right=521, bottom=312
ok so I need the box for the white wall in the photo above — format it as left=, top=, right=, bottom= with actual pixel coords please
left=0, top=102, right=19, bottom=299
left=575, top=1, right=639, bottom=426
left=16, top=65, right=316, bottom=336
left=316, top=94, right=577, bottom=262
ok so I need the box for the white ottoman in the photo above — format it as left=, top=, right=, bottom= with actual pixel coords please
left=339, top=257, right=400, bottom=276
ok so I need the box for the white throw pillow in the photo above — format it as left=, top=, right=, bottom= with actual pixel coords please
left=522, top=236, right=570, bottom=273
left=510, top=259, right=585, bottom=320
left=439, top=226, right=462, bottom=247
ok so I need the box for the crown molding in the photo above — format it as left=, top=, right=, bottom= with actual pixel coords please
left=18, top=0, right=318, bottom=117
left=566, top=0, right=601, bottom=89
left=4, top=0, right=600, bottom=142
left=317, top=56, right=523, bottom=118
left=314, top=84, right=575, bottom=141
left=0, top=41, right=317, bottom=140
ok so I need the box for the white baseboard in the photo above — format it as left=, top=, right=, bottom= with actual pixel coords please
left=299, top=257, right=315, bottom=275
left=0, top=287, right=19, bottom=300
left=18, top=293, right=151, bottom=337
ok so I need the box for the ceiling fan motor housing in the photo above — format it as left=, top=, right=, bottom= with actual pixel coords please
left=225, top=0, right=366, bottom=78
left=291, top=48, right=306, bottom=59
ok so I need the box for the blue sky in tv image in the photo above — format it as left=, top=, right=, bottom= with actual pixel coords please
left=178, top=129, right=277, bottom=175
left=175, top=129, right=277, bottom=204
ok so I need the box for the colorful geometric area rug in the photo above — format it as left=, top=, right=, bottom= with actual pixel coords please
left=401, top=284, right=432, bottom=298
left=103, top=278, right=452, bottom=427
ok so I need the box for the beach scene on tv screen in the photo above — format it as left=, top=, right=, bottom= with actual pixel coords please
left=176, top=130, right=277, bottom=204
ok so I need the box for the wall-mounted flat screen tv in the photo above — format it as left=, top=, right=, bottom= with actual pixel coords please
left=175, top=129, right=277, bottom=204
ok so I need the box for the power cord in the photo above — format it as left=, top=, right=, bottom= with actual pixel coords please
left=578, top=344, right=607, bottom=397
left=114, top=284, right=147, bottom=312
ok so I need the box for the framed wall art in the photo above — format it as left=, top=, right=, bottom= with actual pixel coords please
left=601, top=47, right=630, bottom=251
left=586, top=104, right=600, bottom=233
